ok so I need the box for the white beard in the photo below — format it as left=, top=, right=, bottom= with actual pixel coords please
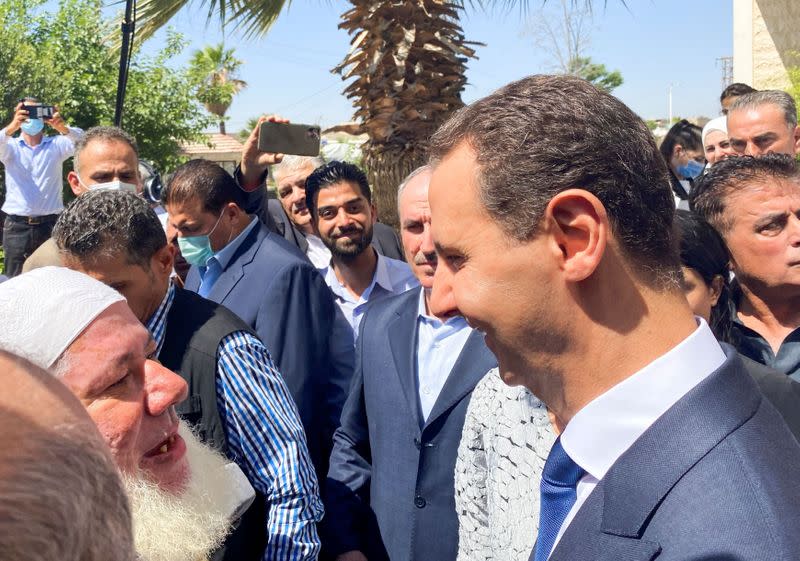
left=123, top=424, right=234, bottom=561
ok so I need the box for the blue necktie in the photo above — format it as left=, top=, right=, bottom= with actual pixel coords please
left=534, top=437, right=586, bottom=561
left=199, top=258, right=221, bottom=298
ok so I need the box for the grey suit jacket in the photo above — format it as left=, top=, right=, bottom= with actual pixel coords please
left=535, top=346, right=800, bottom=561
left=324, top=287, right=497, bottom=561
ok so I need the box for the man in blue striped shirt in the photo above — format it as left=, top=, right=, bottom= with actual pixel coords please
left=53, top=188, right=322, bottom=561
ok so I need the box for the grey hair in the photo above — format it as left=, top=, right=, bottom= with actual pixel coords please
left=73, top=126, right=139, bottom=176
left=729, top=90, right=798, bottom=128
left=270, top=155, right=325, bottom=182
left=396, top=165, right=432, bottom=215
left=53, top=189, right=166, bottom=268
left=0, top=352, right=134, bottom=561
left=0, top=419, right=135, bottom=561
left=428, top=74, right=681, bottom=289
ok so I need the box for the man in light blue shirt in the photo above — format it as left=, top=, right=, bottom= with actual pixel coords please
left=305, top=161, right=418, bottom=338
left=0, top=99, right=83, bottom=276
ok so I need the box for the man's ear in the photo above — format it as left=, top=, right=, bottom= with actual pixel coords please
left=370, top=202, right=378, bottom=226
left=709, top=274, right=725, bottom=307
left=792, top=125, right=800, bottom=155
left=545, top=189, right=608, bottom=282
left=67, top=170, right=84, bottom=196
left=152, top=244, right=175, bottom=279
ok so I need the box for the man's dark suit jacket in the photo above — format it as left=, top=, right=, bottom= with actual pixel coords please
left=535, top=346, right=800, bottom=561
left=185, top=222, right=353, bottom=484
left=324, top=287, right=497, bottom=561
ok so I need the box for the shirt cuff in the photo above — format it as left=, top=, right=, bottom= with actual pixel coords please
left=65, top=126, right=84, bottom=140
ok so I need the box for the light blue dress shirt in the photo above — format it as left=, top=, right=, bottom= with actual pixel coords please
left=199, top=215, right=259, bottom=295
left=322, top=252, right=419, bottom=339
left=0, top=127, right=83, bottom=215
left=415, top=288, right=472, bottom=422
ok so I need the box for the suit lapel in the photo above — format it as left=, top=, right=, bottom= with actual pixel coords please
left=424, top=329, right=496, bottom=429
left=547, top=348, right=759, bottom=561
left=209, top=222, right=264, bottom=303
left=387, top=288, right=424, bottom=424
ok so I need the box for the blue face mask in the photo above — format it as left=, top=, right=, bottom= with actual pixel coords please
left=20, top=118, right=44, bottom=136
left=677, top=158, right=705, bottom=180
left=176, top=212, right=224, bottom=267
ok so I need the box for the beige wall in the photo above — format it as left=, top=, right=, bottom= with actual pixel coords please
left=733, top=0, right=800, bottom=90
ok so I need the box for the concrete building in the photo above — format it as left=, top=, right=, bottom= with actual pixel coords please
left=733, top=0, right=800, bottom=90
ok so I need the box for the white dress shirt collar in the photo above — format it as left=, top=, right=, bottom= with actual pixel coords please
left=560, top=318, right=726, bottom=483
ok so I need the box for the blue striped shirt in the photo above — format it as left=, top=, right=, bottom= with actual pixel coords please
left=147, top=283, right=324, bottom=560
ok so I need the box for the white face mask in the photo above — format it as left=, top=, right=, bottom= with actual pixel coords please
left=88, top=179, right=138, bottom=193
left=78, top=175, right=138, bottom=193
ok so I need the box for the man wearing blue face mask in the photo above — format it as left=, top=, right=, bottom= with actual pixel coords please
left=164, top=158, right=354, bottom=496
left=0, top=98, right=83, bottom=276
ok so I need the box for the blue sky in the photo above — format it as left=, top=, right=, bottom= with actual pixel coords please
left=134, top=0, right=732, bottom=133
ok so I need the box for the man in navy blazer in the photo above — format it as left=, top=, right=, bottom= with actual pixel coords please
left=324, top=166, right=497, bottom=561
left=164, top=158, right=352, bottom=487
left=427, top=75, right=800, bottom=561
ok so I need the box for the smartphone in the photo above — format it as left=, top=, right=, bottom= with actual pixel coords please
left=22, top=104, right=55, bottom=119
left=258, top=122, right=321, bottom=157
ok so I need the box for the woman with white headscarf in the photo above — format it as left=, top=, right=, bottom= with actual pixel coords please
left=702, top=116, right=735, bottom=167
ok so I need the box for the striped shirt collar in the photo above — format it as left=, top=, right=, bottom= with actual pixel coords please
left=146, top=282, right=176, bottom=356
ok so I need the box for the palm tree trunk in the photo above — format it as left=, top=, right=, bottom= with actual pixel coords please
left=219, top=120, right=226, bottom=135
left=335, top=0, right=478, bottom=230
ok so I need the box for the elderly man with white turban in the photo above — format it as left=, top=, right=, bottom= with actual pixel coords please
left=702, top=116, right=735, bottom=167
left=0, top=266, right=254, bottom=561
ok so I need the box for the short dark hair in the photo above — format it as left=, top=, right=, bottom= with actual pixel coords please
left=689, top=154, right=800, bottom=233
left=73, top=127, right=139, bottom=176
left=659, top=119, right=703, bottom=164
left=304, top=160, right=371, bottom=219
left=720, top=82, right=757, bottom=105
left=728, top=90, right=798, bottom=128
left=427, top=74, right=679, bottom=288
left=162, top=159, right=246, bottom=213
left=674, top=209, right=733, bottom=343
left=53, top=189, right=166, bottom=267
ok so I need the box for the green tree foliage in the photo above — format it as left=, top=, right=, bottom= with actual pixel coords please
left=237, top=116, right=261, bottom=142
left=787, top=51, right=800, bottom=110
left=0, top=0, right=209, bottom=174
left=566, top=56, right=624, bottom=93
left=188, top=44, right=247, bottom=135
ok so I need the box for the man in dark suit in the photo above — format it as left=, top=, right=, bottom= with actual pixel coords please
left=324, top=165, right=497, bottom=561
left=163, top=158, right=353, bottom=488
left=232, top=119, right=404, bottom=264
left=426, top=75, right=800, bottom=561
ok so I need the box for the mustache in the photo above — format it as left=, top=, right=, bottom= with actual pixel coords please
left=334, top=224, right=364, bottom=237
left=414, top=251, right=437, bottom=266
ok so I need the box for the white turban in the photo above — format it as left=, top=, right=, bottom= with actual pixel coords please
left=702, top=116, right=728, bottom=147
left=0, top=266, right=125, bottom=368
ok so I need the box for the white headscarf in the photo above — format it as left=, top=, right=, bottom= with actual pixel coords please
left=0, top=266, right=125, bottom=368
left=702, top=116, right=728, bottom=148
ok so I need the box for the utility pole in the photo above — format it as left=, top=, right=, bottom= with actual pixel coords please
left=716, top=57, right=734, bottom=90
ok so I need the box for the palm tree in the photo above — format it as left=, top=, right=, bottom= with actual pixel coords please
left=188, top=43, right=247, bottom=135
left=131, top=0, right=600, bottom=228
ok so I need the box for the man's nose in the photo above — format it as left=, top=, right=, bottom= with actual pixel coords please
left=291, top=187, right=306, bottom=205
left=144, top=360, right=188, bottom=416
left=429, top=260, right=459, bottom=319
left=335, top=207, right=355, bottom=227
left=420, top=223, right=435, bottom=256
